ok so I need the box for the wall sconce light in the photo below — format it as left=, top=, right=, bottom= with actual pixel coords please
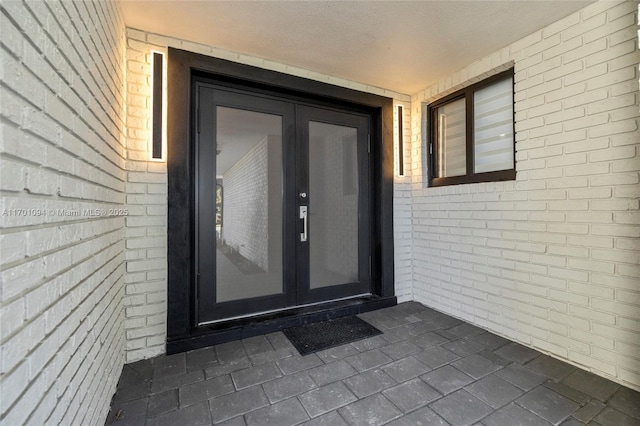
left=396, top=104, right=404, bottom=176
left=150, top=51, right=165, bottom=161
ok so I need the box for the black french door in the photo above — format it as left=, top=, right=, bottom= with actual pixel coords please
left=195, top=83, right=371, bottom=324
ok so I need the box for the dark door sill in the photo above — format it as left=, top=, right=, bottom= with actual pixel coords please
left=166, top=295, right=397, bottom=354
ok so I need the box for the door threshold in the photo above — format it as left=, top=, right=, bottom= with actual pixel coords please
left=198, top=293, right=373, bottom=326
left=167, top=295, right=396, bottom=354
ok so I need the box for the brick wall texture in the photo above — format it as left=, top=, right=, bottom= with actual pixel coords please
left=410, top=0, right=640, bottom=390
left=0, top=1, right=126, bottom=424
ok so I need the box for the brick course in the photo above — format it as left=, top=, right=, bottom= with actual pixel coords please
left=410, top=0, right=640, bottom=391
left=0, top=1, right=126, bottom=424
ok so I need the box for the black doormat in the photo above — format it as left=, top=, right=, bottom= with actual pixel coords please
left=283, top=316, right=382, bottom=355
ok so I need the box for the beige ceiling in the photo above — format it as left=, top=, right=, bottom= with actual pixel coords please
left=121, top=0, right=595, bottom=95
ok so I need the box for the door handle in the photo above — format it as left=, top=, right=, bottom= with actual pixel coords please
left=300, top=206, right=308, bottom=242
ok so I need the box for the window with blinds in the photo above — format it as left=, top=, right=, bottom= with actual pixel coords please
left=428, top=69, right=515, bottom=187
left=436, top=98, right=466, bottom=177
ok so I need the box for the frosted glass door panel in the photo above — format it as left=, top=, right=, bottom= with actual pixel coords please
left=308, top=121, right=359, bottom=289
left=215, top=106, right=283, bottom=302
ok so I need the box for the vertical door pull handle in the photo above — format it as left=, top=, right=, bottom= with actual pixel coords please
left=300, top=206, right=308, bottom=242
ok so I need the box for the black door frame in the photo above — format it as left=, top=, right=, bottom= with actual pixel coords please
left=167, top=48, right=395, bottom=353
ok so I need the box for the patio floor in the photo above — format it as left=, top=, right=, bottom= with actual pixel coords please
left=106, top=302, right=640, bottom=426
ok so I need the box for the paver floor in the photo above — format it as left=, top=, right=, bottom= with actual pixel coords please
left=106, top=302, right=640, bottom=426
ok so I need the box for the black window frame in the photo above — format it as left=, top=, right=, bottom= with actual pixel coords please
left=428, top=68, right=516, bottom=187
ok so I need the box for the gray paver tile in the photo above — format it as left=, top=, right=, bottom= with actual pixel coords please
left=250, top=348, right=296, bottom=366
left=349, top=335, right=389, bottom=352
left=481, top=402, right=553, bottom=426
left=298, top=381, right=357, bottom=418
left=231, top=362, right=282, bottom=389
left=380, top=340, right=420, bottom=360
left=386, top=406, right=449, bottom=426
left=113, top=379, right=151, bottom=403
left=276, top=354, right=324, bottom=375
left=382, top=356, right=430, bottom=383
left=245, top=397, right=310, bottom=426
left=524, top=355, right=577, bottom=382
left=152, top=353, right=187, bottom=379
left=432, top=315, right=463, bottom=329
left=411, top=331, right=449, bottom=349
left=465, top=374, right=523, bottom=409
left=593, top=407, right=640, bottom=426
left=443, top=339, right=485, bottom=357
left=308, top=359, right=357, bottom=386
left=495, top=364, right=547, bottom=391
left=421, top=365, right=474, bottom=395
left=186, top=346, right=218, bottom=371
left=469, top=332, right=510, bottom=351
left=383, top=378, right=441, bottom=412
left=147, top=390, right=178, bottom=418
left=241, top=335, right=274, bottom=356
left=204, top=357, right=252, bottom=379
left=544, top=381, right=592, bottom=405
left=105, top=397, right=148, bottom=425
left=608, top=386, right=640, bottom=420
left=413, top=345, right=460, bottom=369
left=262, top=371, right=317, bottom=403
left=448, top=323, right=485, bottom=338
left=343, top=368, right=397, bottom=399
left=430, top=389, right=494, bottom=426
left=209, top=386, right=269, bottom=423
left=345, top=349, right=392, bottom=372
left=494, top=342, right=540, bottom=364
left=316, top=344, right=360, bottom=363
left=147, top=401, right=211, bottom=426
left=216, top=416, right=247, bottom=426
left=338, top=393, right=402, bottom=426
left=216, top=340, right=248, bottom=363
left=266, top=332, right=296, bottom=351
left=404, top=320, right=441, bottom=335
left=106, top=303, right=640, bottom=426
left=516, top=386, right=580, bottom=424
left=127, top=360, right=154, bottom=381
left=562, top=369, right=620, bottom=401
left=559, top=417, right=585, bottom=426
left=299, top=410, right=349, bottom=426
left=453, top=354, right=504, bottom=379
left=151, top=370, right=205, bottom=394
left=573, top=400, right=606, bottom=423
left=179, top=374, right=235, bottom=407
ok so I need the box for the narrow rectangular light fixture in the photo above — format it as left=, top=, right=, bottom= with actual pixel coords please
left=397, top=104, right=404, bottom=176
left=151, top=51, right=164, bottom=160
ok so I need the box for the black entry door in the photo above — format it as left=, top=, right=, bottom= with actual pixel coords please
left=195, top=84, right=371, bottom=324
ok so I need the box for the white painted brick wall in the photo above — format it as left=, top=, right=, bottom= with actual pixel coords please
left=394, top=100, right=413, bottom=302
left=124, top=35, right=168, bottom=363
left=0, top=0, right=126, bottom=424
left=411, top=0, right=640, bottom=391
left=124, top=29, right=413, bottom=361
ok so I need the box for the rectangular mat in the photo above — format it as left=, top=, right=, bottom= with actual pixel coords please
left=283, top=316, right=382, bottom=355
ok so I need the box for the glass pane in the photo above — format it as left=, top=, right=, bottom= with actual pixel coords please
left=215, top=106, right=283, bottom=302
left=436, top=98, right=466, bottom=177
left=474, top=77, right=514, bottom=173
left=308, top=121, right=359, bottom=289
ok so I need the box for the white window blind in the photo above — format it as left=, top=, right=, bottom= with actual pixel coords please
left=473, top=77, right=514, bottom=173
left=436, top=98, right=466, bottom=177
